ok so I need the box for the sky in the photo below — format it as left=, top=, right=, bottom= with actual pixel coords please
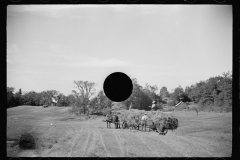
left=7, top=5, right=232, bottom=95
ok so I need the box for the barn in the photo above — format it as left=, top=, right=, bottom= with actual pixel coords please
left=174, top=101, right=188, bottom=111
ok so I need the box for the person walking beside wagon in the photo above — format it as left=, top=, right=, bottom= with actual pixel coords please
left=142, top=113, right=148, bottom=121
left=141, top=113, right=148, bottom=131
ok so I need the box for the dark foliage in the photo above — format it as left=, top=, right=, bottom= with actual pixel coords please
left=184, top=71, right=232, bottom=111
left=19, top=133, right=36, bottom=150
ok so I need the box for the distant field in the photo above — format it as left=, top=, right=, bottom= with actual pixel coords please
left=7, top=106, right=232, bottom=157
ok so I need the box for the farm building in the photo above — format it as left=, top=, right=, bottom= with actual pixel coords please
left=174, top=101, right=188, bottom=111
left=51, top=96, right=58, bottom=106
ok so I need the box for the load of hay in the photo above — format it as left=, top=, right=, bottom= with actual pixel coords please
left=117, top=109, right=175, bottom=124
left=105, top=109, right=179, bottom=134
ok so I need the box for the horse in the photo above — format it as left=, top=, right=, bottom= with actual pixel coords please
left=105, top=113, right=113, bottom=128
left=105, top=113, right=120, bottom=129
left=112, top=114, right=120, bottom=129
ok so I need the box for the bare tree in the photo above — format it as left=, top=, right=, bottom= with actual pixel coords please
left=72, top=81, right=96, bottom=115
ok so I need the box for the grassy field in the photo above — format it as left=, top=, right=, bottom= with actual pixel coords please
left=7, top=105, right=232, bottom=157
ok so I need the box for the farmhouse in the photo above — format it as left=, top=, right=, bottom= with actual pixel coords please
left=51, top=96, right=58, bottom=106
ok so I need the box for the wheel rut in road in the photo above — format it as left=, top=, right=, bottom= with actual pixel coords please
left=114, top=130, right=128, bottom=156
left=99, top=129, right=123, bottom=157
left=70, top=127, right=90, bottom=157
left=171, top=135, right=214, bottom=157
left=111, top=130, right=125, bottom=156
left=118, top=131, right=159, bottom=157
left=83, top=129, right=94, bottom=156
left=185, top=135, right=231, bottom=157
left=134, top=132, right=183, bottom=157
left=68, top=127, right=83, bottom=157
left=88, top=128, right=109, bottom=157
left=99, top=129, right=112, bottom=157
left=159, top=134, right=213, bottom=157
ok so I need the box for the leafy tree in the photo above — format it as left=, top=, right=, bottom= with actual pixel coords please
left=183, top=71, right=232, bottom=111
left=57, top=93, right=70, bottom=106
left=217, top=72, right=232, bottom=110
left=38, top=90, right=59, bottom=106
left=104, top=97, right=113, bottom=109
left=180, top=92, right=191, bottom=103
left=190, top=81, right=206, bottom=103
left=160, top=86, right=169, bottom=98
left=122, top=78, right=160, bottom=111
left=7, top=87, right=15, bottom=108
left=127, top=78, right=143, bottom=109
left=18, top=88, right=22, bottom=95
left=97, top=90, right=105, bottom=111
left=143, top=83, right=159, bottom=101
left=88, top=96, right=99, bottom=113
left=138, top=91, right=152, bottom=110
left=170, top=86, right=184, bottom=104
left=66, top=94, right=77, bottom=106
left=14, top=89, right=23, bottom=106
left=72, top=81, right=96, bottom=115
left=22, top=91, right=40, bottom=106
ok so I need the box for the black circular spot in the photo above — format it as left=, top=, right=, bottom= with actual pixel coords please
left=103, top=72, right=133, bottom=102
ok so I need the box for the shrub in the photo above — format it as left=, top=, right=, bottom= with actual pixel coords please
left=42, top=104, right=48, bottom=108
left=222, top=105, right=232, bottom=112
left=19, top=133, right=36, bottom=150
left=69, top=104, right=83, bottom=116
left=102, top=108, right=112, bottom=116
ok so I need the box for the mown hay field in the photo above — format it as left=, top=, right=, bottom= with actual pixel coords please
left=7, top=106, right=232, bottom=157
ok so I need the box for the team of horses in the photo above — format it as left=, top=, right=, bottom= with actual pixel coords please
left=104, top=113, right=179, bottom=135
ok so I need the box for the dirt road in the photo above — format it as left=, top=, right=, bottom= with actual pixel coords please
left=7, top=106, right=232, bottom=157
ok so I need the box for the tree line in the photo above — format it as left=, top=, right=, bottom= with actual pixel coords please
left=7, top=71, right=232, bottom=114
left=7, top=85, right=113, bottom=115
left=7, top=88, right=73, bottom=107
left=120, top=71, right=232, bottom=112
